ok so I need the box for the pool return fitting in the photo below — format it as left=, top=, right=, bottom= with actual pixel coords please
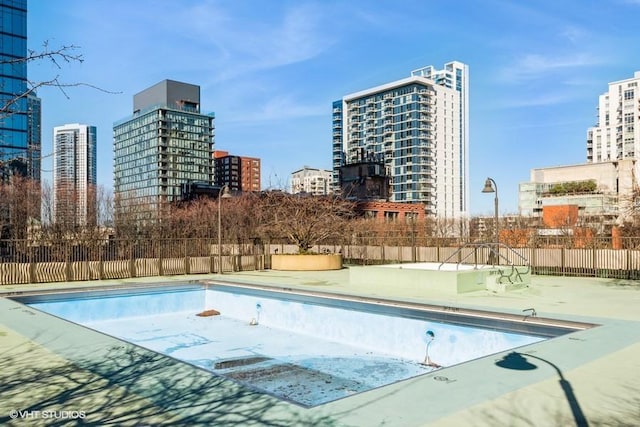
left=422, top=330, right=442, bottom=368
left=250, top=303, right=262, bottom=326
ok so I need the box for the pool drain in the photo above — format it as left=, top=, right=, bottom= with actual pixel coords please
left=213, top=356, right=271, bottom=369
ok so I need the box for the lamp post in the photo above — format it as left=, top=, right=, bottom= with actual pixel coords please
left=217, top=184, right=231, bottom=274
left=482, top=177, right=499, bottom=245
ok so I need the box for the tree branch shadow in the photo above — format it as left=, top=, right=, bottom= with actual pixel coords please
left=0, top=333, right=337, bottom=426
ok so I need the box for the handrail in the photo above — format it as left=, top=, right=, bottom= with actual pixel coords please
left=438, top=242, right=530, bottom=273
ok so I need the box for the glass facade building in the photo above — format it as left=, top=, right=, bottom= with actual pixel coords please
left=26, top=91, right=41, bottom=181
left=0, top=0, right=28, bottom=181
left=113, top=80, right=215, bottom=219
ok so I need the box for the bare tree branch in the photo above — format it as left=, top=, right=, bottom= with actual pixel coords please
left=0, top=41, right=120, bottom=117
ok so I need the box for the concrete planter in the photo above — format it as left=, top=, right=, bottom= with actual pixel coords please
left=271, top=254, right=343, bottom=271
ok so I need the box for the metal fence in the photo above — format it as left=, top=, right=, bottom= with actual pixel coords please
left=339, top=244, right=640, bottom=279
left=2, top=237, right=640, bottom=285
left=270, top=238, right=640, bottom=280
left=0, top=238, right=265, bottom=285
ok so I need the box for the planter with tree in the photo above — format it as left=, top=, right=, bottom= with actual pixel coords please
left=257, top=191, right=354, bottom=271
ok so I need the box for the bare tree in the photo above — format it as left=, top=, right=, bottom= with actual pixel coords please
left=1, top=42, right=118, bottom=241
left=223, top=193, right=262, bottom=245
left=166, top=197, right=219, bottom=239
left=40, top=180, right=54, bottom=226
left=0, top=175, right=41, bottom=240
left=96, top=185, right=114, bottom=228
left=256, top=192, right=355, bottom=253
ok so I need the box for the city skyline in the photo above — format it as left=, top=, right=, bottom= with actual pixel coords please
left=27, top=0, right=640, bottom=215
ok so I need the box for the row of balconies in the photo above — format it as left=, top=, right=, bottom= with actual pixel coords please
left=348, top=118, right=436, bottom=130
left=348, top=98, right=435, bottom=113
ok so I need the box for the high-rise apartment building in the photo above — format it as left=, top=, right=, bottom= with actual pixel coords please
left=290, top=166, right=332, bottom=195
left=113, top=80, right=215, bottom=219
left=53, top=124, right=97, bottom=227
left=0, top=0, right=29, bottom=181
left=587, top=72, right=640, bottom=174
left=332, top=61, right=469, bottom=218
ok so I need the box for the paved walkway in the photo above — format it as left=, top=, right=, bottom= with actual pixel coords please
left=1, top=269, right=639, bottom=426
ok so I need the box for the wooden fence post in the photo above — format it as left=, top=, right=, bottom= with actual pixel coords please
left=158, top=239, right=164, bottom=276
left=98, top=244, right=105, bottom=280
left=531, top=246, right=537, bottom=274
left=129, top=243, right=136, bottom=278
left=65, top=242, right=72, bottom=282
left=184, top=239, right=190, bottom=275
left=29, top=246, right=36, bottom=284
left=626, top=249, right=631, bottom=279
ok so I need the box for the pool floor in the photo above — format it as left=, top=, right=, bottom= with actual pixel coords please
left=86, top=311, right=432, bottom=406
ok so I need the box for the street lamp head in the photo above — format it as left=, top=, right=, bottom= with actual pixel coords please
left=482, top=178, right=495, bottom=193
left=219, top=185, right=232, bottom=199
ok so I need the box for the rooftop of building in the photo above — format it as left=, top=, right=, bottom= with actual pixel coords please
left=1, top=268, right=638, bottom=426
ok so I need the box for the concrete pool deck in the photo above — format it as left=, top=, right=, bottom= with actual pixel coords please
left=1, top=268, right=639, bottom=426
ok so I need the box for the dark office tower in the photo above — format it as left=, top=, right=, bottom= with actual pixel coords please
left=113, top=80, right=215, bottom=222
left=0, top=0, right=28, bottom=182
left=27, top=92, right=41, bottom=181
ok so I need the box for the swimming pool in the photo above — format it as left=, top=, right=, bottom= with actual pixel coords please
left=16, top=282, right=591, bottom=407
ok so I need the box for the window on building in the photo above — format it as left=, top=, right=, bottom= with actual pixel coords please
left=405, top=212, right=418, bottom=223
left=624, top=112, right=634, bottom=124
left=384, top=211, right=399, bottom=222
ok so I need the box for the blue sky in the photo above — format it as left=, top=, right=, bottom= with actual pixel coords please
left=27, top=0, right=640, bottom=215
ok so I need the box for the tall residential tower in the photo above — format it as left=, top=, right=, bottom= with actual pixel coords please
left=587, top=71, right=640, bottom=169
left=53, top=124, right=97, bottom=227
left=332, top=61, right=469, bottom=218
left=113, top=80, right=215, bottom=220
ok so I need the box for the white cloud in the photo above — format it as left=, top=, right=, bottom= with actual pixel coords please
left=166, top=1, right=337, bottom=82
left=224, top=95, right=326, bottom=124
left=501, top=53, right=605, bottom=83
left=559, top=25, right=588, bottom=43
left=500, top=92, right=574, bottom=108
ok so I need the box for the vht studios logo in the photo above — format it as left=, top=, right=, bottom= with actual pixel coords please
left=9, top=409, right=86, bottom=420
